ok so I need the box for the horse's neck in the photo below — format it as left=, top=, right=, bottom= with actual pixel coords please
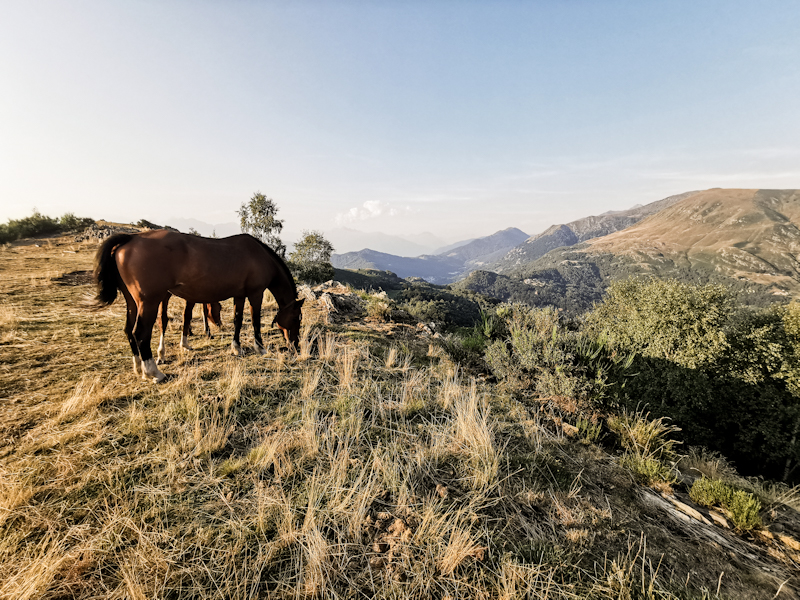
left=267, top=275, right=296, bottom=308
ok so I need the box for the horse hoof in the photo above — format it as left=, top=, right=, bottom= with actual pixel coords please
left=141, top=358, right=167, bottom=383
left=231, top=341, right=242, bottom=356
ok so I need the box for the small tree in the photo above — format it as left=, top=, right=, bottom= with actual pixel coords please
left=238, top=192, right=285, bottom=257
left=289, top=230, right=335, bottom=284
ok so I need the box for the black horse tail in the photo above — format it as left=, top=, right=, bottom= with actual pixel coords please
left=91, top=233, right=134, bottom=308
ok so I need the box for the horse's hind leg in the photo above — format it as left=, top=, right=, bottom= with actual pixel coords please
left=201, top=304, right=211, bottom=338
left=157, top=295, right=170, bottom=364
left=180, top=302, right=195, bottom=352
left=134, top=299, right=167, bottom=382
left=231, top=297, right=245, bottom=356
left=249, top=293, right=267, bottom=356
left=121, top=287, right=142, bottom=375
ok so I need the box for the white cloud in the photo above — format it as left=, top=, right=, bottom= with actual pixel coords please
left=334, top=200, right=412, bottom=225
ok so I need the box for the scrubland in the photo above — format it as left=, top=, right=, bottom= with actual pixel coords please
left=1, top=236, right=799, bottom=599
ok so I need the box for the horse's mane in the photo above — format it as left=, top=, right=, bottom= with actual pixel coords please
left=255, top=238, right=297, bottom=298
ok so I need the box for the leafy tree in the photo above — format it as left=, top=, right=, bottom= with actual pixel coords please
left=238, top=192, right=285, bottom=257
left=288, top=230, right=335, bottom=284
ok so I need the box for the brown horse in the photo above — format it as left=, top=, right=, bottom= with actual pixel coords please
left=156, top=296, right=223, bottom=363
left=92, top=230, right=304, bottom=382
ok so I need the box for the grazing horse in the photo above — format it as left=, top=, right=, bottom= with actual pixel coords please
left=156, top=296, right=223, bottom=364
left=92, top=230, right=304, bottom=382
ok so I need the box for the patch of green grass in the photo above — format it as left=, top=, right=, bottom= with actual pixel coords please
left=621, top=453, right=675, bottom=486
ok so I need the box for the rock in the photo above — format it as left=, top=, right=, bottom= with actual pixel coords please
left=74, top=223, right=137, bottom=242
left=297, top=284, right=317, bottom=302
left=662, top=494, right=713, bottom=526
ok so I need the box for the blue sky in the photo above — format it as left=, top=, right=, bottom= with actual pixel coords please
left=2, top=1, right=799, bottom=248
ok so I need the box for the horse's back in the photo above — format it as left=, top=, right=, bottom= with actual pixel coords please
left=116, top=231, right=272, bottom=302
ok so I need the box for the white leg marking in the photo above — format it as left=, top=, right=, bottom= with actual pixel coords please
left=141, top=358, right=166, bottom=383
left=157, top=333, right=167, bottom=364
left=231, top=340, right=241, bottom=356
left=133, top=355, right=142, bottom=376
left=180, top=334, right=194, bottom=352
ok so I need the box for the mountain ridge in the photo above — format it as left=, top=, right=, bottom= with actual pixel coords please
left=331, top=227, right=529, bottom=283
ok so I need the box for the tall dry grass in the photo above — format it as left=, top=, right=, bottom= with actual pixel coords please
left=0, top=240, right=793, bottom=600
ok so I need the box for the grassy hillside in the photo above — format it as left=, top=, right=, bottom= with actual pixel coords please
left=583, top=189, right=800, bottom=296
left=491, top=191, right=696, bottom=272
left=1, top=235, right=800, bottom=598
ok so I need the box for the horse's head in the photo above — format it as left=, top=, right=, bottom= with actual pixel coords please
left=272, top=298, right=304, bottom=350
left=205, top=302, right=222, bottom=327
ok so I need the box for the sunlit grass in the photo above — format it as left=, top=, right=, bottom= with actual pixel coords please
left=0, top=235, right=794, bottom=600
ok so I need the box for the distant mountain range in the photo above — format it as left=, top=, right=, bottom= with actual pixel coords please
left=324, top=228, right=445, bottom=256
left=490, top=191, right=698, bottom=272
left=331, top=191, right=697, bottom=285
left=331, top=227, right=529, bottom=283
left=455, top=189, right=800, bottom=313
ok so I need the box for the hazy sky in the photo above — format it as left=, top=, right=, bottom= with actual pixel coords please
left=2, top=1, right=799, bottom=245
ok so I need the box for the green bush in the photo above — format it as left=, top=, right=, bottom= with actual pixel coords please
left=397, top=284, right=484, bottom=328
left=620, top=453, right=675, bottom=486
left=689, top=478, right=762, bottom=530
left=585, top=277, right=800, bottom=482
left=59, top=213, right=95, bottom=231
left=0, top=210, right=95, bottom=243
left=483, top=303, right=631, bottom=407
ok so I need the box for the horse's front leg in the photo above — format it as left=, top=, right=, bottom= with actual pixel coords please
left=231, top=297, right=245, bottom=356
left=156, top=295, right=170, bottom=364
left=248, top=293, right=267, bottom=356
left=134, top=298, right=167, bottom=383
left=180, top=302, right=195, bottom=352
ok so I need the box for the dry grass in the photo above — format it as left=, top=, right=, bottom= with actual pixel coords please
left=0, top=236, right=796, bottom=600
left=0, top=304, right=19, bottom=343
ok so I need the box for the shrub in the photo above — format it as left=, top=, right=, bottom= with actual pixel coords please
left=397, top=284, right=483, bottom=328
left=363, top=294, right=392, bottom=321
left=585, top=277, right=731, bottom=370
left=606, top=411, right=681, bottom=464
left=608, top=411, right=680, bottom=487
left=0, top=210, right=95, bottom=243
left=58, top=213, right=95, bottom=231
left=620, top=453, right=675, bottom=486
left=587, top=278, right=800, bottom=483
left=483, top=303, right=631, bottom=407
left=689, top=478, right=762, bottom=530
